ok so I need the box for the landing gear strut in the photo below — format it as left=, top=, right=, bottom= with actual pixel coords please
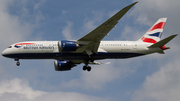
left=83, top=65, right=91, bottom=72
left=14, top=58, right=20, bottom=66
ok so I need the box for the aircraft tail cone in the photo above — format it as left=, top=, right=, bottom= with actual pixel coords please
left=165, top=46, right=170, bottom=50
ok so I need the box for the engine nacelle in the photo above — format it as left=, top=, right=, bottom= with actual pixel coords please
left=58, top=41, right=78, bottom=52
left=54, top=60, right=75, bottom=71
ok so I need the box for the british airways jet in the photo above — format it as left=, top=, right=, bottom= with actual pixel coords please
left=1, top=2, right=177, bottom=71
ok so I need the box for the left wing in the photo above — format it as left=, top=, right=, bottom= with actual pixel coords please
left=77, top=2, right=138, bottom=54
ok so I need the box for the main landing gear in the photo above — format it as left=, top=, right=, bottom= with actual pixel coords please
left=82, top=58, right=94, bottom=72
left=83, top=65, right=91, bottom=72
left=14, top=58, right=20, bottom=66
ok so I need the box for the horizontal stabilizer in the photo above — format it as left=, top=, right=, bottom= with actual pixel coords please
left=148, top=34, right=178, bottom=48
left=157, top=50, right=165, bottom=54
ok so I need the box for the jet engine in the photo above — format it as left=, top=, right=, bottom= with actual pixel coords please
left=58, top=41, right=79, bottom=52
left=54, top=60, right=76, bottom=71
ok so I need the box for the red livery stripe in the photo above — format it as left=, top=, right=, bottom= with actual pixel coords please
left=148, top=22, right=166, bottom=32
left=141, top=37, right=157, bottom=43
left=15, top=43, right=35, bottom=46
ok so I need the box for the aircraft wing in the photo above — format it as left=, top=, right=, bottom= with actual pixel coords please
left=77, top=2, right=138, bottom=54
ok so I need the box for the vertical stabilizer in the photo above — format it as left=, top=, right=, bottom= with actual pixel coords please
left=138, top=18, right=167, bottom=43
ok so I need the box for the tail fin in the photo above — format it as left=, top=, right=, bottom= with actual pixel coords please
left=138, top=18, right=167, bottom=43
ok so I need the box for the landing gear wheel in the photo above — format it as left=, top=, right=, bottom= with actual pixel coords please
left=82, top=65, right=91, bottom=72
left=16, top=62, right=20, bottom=66
left=83, top=66, right=86, bottom=71
left=87, top=66, right=91, bottom=72
left=14, top=58, right=20, bottom=66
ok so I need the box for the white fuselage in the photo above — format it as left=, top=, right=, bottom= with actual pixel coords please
left=2, top=41, right=161, bottom=60
left=1, top=3, right=174, bottom=72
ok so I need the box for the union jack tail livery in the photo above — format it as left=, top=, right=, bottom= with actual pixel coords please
left=138, top=18, right=167, bottom=43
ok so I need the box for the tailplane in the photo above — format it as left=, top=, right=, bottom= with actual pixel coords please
left=148, top=34, right=177, bottom=49
left=138, top=18, right=167, bottom=43
left=148, top=34, right=177, bottom=54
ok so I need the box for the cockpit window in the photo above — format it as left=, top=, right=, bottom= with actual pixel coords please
left=8, top=46, right=12, bottom=48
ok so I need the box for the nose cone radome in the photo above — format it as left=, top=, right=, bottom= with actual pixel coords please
left=2, top=49, right=7, bottom=57
left=2, top=49, right=12, bottom=58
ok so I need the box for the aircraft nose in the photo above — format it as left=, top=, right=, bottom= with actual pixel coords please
left=2, top=49, right=11, bottom=57
left=2, top=49, right=7, bottom=57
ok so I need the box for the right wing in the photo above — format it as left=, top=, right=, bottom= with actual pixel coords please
left=77, top=2, right=138, bottom=54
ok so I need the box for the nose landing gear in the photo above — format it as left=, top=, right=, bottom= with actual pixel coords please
left=16, top=61, right=20, bottom=66
left=14, top=58, right=20, bottom=66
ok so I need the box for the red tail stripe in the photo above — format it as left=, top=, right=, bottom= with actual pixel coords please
left=148, top=22, right=166, bottom=32
left=141, top=37, right=157, bottom=43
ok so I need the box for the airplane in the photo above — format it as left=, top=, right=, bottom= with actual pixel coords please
left=1, top=2, right=178, bottom=72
